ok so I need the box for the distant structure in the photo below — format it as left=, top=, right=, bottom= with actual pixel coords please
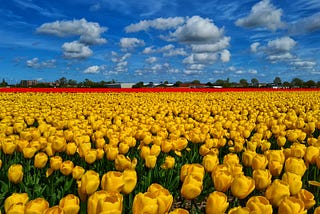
left=20, top=80, right=38, bottom=87
left=105, top=83, right=135, bottom=88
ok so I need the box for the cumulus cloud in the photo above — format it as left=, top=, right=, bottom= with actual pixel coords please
left=26, top=58, right=56, bottom=69
left=220, top=49, right=231, bottom=62
left=235, top=0, right=284, bottom=31
left=183, top=53, right=218, bottom=64
left=36, top=18, right=107, bottom=45
left=168, top=16, right=224, bottom=44
left=267, top=53, right=294, bottom=61
left=142, top=44, right=186, bottom=57
left=289, top=12, right=320, bottom=34
left=120, top=37, right=145, bottom=51
left=267, top=36, right=296, bottom=53
left=291, top=60, right=316, bottom=69
left=109, top=51, right=131, bottom=74
left=125, top=17, right=185, bottom=33
left=183, top=70, right=202, bottom=75
left=62, top=41, right=93, bottom=59
left=191, top=37, right=230, bottom=53
left=145, top=57, right=157, bottom=64
left=250, top=42, right=260, bottom=52
left=83, top=65, right=106, bottom=74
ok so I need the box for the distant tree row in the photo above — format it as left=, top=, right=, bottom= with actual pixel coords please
left=1, top=76, right=319, bottom=88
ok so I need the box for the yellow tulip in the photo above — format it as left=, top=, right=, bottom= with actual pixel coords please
left=181, top=174, right=203, bottom=200
left=122, top=169, right=137, bottom=194
left=227, top=206, right=250, bottom=214
left=4, top=193, right=29, bottom=213
left=246, top=196, right=272, bottom=214
left=147, top=183, right=173, bottom=214
left=205, top=191, right=229, bottom=214
left=132, top=192, right=159, bottom=214
left=231, top=175, right=255, bottom=199
left=43, top=206, right=64, bottom=214
left=304, top=146, right=319, bottom=165
left=96, top=191, right=123, bottom=214
left=8, top=164, right=24, bottom=184
left=59, top=194, right=80, bottom=214
left=161, top=139, right=173, bottom=153
left=268, top=160, right=283, bottom=176
left=115, top=154, right=134, bottom=171
left=169, top=208, right=189, bottom=214
left=140, top=145, right=151, bottom=159
left=150, top=144, right=161, bottom=156
left=251, top=154, right=268, bottom=170
left=161, top=156, right=175, bottom=169
left=78, top=170, right=100, bottom=201
left=87, top=190, right=109, bottom=214
left=51, top=136, right=66, bottom=153
left=265, top=179, right=290, bottom=207
left=278, top=196, right=306, bottom=214
left=282, top=171, right=302, bottom=195
left=277, top=136, right=287, bottom=147
left=223, top=153, right=240, bottom=165
left=72, top=165, right=85, bottom=180
left=96, top=148, right=105, bottom=160
left=66, top=142, right=78, bottom=156
left=284, top=157, right=307, bottom=177
left=252, top=169, right=272, bottom=190
left=60, top=160, right=74, bottom=176
left=23, top=144, right=37, bottom=159
left=290, top=143, right=306, bottom=158
left=202, top=154, right=219, bottom=172
left=34, top=152, right=48, bottom=169
left=0, top=159, right=2, bottom=169
left=25, top=198, right=49, bottom=214
left=85, top=149, right=98, bottom=164
left=2, top=139, right=17, bottom=155
left=315, top=207, right=320, bottom=214
left=50, top=156, right=63, bottom=171
left=6, top=203, right=25, bottom=214
left=145, top=155, right=157, bottom=169
left=242, top=150, right=256, bottom=167
left=295, top=189, right=316, bottom=210
left=101, top=171, right=124, bottom=192
left=212, top=170, right=233, bottom=193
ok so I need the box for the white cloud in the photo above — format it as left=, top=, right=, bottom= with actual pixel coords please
left=248, top=69, right=258, bottom=74
left=188, top=64, right=205, bottom=70
left=109, top=52, right=131, bottom=74
left=142, top=44, right=186, bottom=57
left=26, top=57, right=56, bottom=69
left=289, top=12, right=320, bottom=34
left=163, top=48, right=187, bottom=57
left=183, top=70, right=202, bottom=75
left=37, top=18, right=107, bottom=45
left=120, top=37, right=145, bottom=50
left=145, top=57, right=157, bottom=64
left=169, top=16, right=224, bottom=44
left=83, top=65, right=106, bottom=74
left=250, top=42, right=260, bottom=52
left=143, top=46, right=156, bottom=54
left=125, top=17, right=185, bottom=33
left=220, top=49, right=231, bottom=62
left=191, top=37, right=230, bottom=53
left=267, top=53, right=294, bottom=61
left=267, top=36, right=296, bottom=52
left=183, top=53, right=218, bottom=64
left=62, top=41, right=93, bottom=59
left=291, top=60, right=316, bottom=69
left=235, top=0, right=284, bottom=31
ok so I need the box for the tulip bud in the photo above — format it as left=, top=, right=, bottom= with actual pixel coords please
left=252, top=169, right=272, bottom=190
left=66, top=142, right=77, bottom=156
left=8, top=164, right=24, bottom=184
left=145, top=155, right=157, bottom=169
left=122, top=169, right=137, bottom=194
left=278, top=197, right=305, bottom=214
left=50, top=156, right=63, bottom=171
left=246, top=196, right=272, bottom=214
left=25, top=198, right=50, bottom=214
left=231, top=175, right=255, bottom=199
left=34, top=152, right=48, bottom=169
left=161, top=156, right=175, bottom=170
left=96, top=191, right=123, bottom=214
left=43, top=206, right=64, bottom=214
left=251, top=154, right=268, bottom=170
left=169, top=208, right=189, bottom=214
left=228, top=206, right=250, bottom=214
left=202, top=154, right=219, bottom=172
left=85, top=149, right=97, bottom=164
left=295, top=189, right=316, bottom=210
left=59, top=194, right=80, bottom=214
left=23, top=144, right=37, bottom=159
left=181, top=174, right=203, bottom=200
left=115, top=154, right=134, bottom=171
left=101, top=171, right=124, bottom=192
left=265, top=179, right=290, bottom=207
left=212, top=169, right=233, bottom=193
left=4, top=193, right=29, bottom=213
left=78, top=170, right=100, bottom=201
left=60, top=160, right=74, bottom=176
left=282, top=172, right=302, bottom=195
left=284, top=157, right=306, bottom=177
left=72, top=165, right=85, bottom=180
left=205, top=191, right=229, bottom=214
left=242, top=150, right=256, bottom=167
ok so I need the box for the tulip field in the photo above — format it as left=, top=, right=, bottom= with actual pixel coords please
left=1, top=87, right=320, bottom=213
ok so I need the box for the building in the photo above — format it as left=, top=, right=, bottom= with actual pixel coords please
left=20, top=80, right=38, bottom=87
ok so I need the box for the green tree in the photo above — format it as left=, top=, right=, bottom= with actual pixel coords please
left=0, top=78, right=8, bottom=87
left=251, top=78, right=259, bottom=87
left=239, top=79, right=249, bottom=87
left=291, top=78, right=304, bottom=88
left=273, top=77, right=282, bottom=86
left=304, top=80, right=316, bottom=88
left=132, top=81, right=144, bottom=88
left=173, top=81, right=182, bottom=87
left=191, top=80, right=201, bottom=84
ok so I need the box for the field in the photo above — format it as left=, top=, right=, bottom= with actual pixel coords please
left=1, top=88, right=320, bottom=213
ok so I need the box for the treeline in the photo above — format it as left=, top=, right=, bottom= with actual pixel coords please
left=1, top=76, right=320, bottom=88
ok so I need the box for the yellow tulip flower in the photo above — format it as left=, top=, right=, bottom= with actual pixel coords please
left=161, top=156, right=175, bottom=169
left=34, top=152, right=48, bottom=169
left=253, top=169, right=272, bottom=190
left=265, top=179, right=290, bottom=207
left=4, top=193, right=29, bottom=213
left=278, top=196, right=306, bottom=214
left=231, top=175, right=255, bottom=199
left=251, top=154, right=268, bottom=170
left=72, top=165, right=85, bottom=180
left=60, top=160, right=74, bottom=176
left=8, top=164, right=24, bottom=184
left=96, top=191, right=123, bottom=214
left=25, top=198, right=50, bottom=214
left=246, top=196, right=272, bottom=214
left=43, top=206, right=64, bottom=214
left=205, top=191, right=229, bottom=214
left=295, top=189, right=316, bottom=210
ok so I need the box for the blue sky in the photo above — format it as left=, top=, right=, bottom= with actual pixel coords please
left=1, top=0, right=320, bottom=84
